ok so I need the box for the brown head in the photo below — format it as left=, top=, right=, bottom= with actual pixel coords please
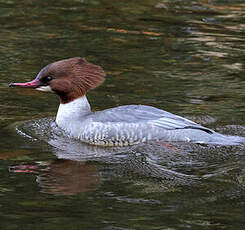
left=9, top=57, right=105, bottom=104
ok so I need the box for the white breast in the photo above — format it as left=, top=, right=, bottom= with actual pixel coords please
left=55, top=96, right=91, bottom=136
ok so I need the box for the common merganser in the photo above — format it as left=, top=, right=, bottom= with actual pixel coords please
left=9, top=57, right=245, bottom=146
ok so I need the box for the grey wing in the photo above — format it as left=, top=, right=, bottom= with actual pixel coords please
left=92, top=105, right=213, bottom=134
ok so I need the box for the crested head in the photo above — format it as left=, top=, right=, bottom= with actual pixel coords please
left=39, top=57, right=106, bottom=103
left=9, top=57, right=105, bottom=104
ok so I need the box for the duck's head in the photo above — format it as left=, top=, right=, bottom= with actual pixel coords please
left=9, top=57, right=105, bottom=104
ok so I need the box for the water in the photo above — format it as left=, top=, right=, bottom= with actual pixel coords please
left=1, top=0, right=245, bottom=229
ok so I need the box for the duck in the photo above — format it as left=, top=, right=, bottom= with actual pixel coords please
left=9, top=57, right=245, bottom=146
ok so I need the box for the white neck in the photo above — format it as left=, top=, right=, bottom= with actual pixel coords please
left=56, top=96, right=91, bottom=131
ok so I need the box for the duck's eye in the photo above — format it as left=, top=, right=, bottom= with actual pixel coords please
left=46, top=76, right=52, bottom=81
left=41, top=75, right=53, bottom=84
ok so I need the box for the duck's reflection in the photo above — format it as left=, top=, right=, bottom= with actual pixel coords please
left=37, top=159, right=100, bottom=195
left=10, top=159, right=101, bottom=195
left=9, top=141, right=201, bottom=196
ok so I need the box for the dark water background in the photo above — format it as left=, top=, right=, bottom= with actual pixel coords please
left=1, top=0, right=245, bottom=229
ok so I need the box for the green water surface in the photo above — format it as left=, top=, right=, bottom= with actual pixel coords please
left=1, top=0, right=245, bottom=229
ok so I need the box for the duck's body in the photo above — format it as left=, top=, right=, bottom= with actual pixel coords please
left=9, top=57, right=245, bottom=146
left=56, top=95, right=244, bottom=146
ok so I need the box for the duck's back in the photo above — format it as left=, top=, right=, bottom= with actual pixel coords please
left=79, top=105, right=218, bottom=146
